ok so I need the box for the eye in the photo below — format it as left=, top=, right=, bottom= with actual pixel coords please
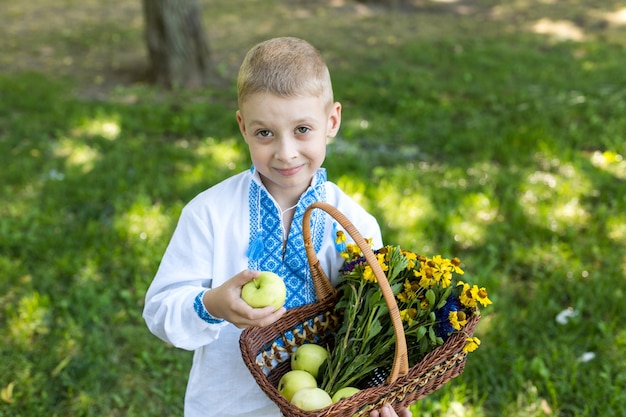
left=255, top=129, right=273, bottom=138
left=295, top=126, right=311, bottom=135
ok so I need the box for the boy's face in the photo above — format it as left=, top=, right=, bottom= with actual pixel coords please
left=237, top=93, right=341, bottom=204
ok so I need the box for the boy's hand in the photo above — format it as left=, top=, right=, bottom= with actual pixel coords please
left=203, top=270, right=286, bottom=328
left=370, top=404, right=412, bottom=417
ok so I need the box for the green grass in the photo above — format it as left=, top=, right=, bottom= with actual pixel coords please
left=1, top=1, right=626, bottom=416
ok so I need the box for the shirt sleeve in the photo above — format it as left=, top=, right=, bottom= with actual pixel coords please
left=194, top=290, right=225, bottom=324
left=143, top=204, right=228, bottom=351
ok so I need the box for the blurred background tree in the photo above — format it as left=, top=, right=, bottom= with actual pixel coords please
left=142, top=0, right=212, bottom=88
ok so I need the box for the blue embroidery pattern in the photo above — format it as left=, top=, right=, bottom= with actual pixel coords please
left=248, top=170, right=327, bottom=310
left=194, top=290, right=225, bottom=324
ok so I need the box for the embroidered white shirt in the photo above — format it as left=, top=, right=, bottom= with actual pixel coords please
left=143, top=168, right=382, bottom=417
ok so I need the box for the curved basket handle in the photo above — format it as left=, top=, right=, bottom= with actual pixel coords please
left=302, top=201, right=409, bottom=382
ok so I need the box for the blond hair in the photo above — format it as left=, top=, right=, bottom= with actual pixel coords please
left=237, top=37, right=334, bottom=108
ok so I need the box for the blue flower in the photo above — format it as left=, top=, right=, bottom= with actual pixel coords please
left=435, top=295, right=463, bottom=339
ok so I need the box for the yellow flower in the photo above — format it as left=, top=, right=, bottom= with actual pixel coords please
left=403, top=250, right=418, bottom=270
left=449, top=311, right=467, bottom=330
left=427, top=255, right=457, bottom=288
left=400, top=308, right=418, bottom=325
left=440, top=269, right=453, bottom=288
left=463, top=337, right=481, bottom=353
left=426, top=259, right=439, bottom=278
left=416, top=265, right=436, bottom=289
left=345, top=243, right=361, bottom=260
left=376, top=253, right=389, bottom=273
left=457, top=281, right=478, bottom=308
left=431, top=255, right=446, bottom=265
left=363, top=266, right=377, bottom=283
left=476, top=287, right=492, bottom=307
left=397, top=279, right=417, bottom=303
left=451, top=257, right=464, bottom=274
left=457, top=282, right=492, bottom=308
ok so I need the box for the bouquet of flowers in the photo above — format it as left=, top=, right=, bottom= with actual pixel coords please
left=319, top=236, right=492, bottom=396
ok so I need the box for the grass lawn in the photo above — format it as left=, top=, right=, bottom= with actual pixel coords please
left=1, top=0, right=625, bottom=416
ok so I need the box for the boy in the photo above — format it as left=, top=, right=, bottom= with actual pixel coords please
left=143, top=37, right=411, bottom=417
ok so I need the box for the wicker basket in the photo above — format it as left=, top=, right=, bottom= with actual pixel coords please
left=240, top=202, right=480, bottom=416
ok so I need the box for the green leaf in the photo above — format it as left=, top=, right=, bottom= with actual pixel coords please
left=385, top=246, right=409, bottom=282
left=368, top=290, right=382, bottom=309
left=416, top=326, right=427, bottom=341
left=428, top=326, right=436, bottom=343
left=391, top=282, right=404, bottom=295
left=366, top=320, right=382, bottom=341
left=436, top=287, right=453, bottom=309
left=426, top=289, right=435, bottom=306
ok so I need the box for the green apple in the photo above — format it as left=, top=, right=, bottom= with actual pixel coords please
left=331, top=386, right=360, bottom=403
left=241, top=271, right=286, bottom=311
left=290, top=387, right=333, bottom=411
left=291, top=343, right=329, bottom=379
left=277, top=370, right=318, bottom=402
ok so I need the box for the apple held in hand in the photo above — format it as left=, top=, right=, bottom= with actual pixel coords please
left=241, top=271, right=286, bottom=311
left=291, top=343, right=329, bottom=379
left=291, top=387, right=333, bottom=411
left=278, top=370, right=318, bottom=402
left=331, top=386, right=360, bottom=403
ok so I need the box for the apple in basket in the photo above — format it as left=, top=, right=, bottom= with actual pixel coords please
left=331, top=386, right=360, bottom=403
left=291, top=387, right=333, bottom=411
left=278, top=370, right=318, bottom=402
left=241, top=271, right=286, bottom=311
left=291, top=343, right=329, bottom=379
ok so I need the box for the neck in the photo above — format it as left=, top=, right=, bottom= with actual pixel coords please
left=257, top=172, right=315, bottom=212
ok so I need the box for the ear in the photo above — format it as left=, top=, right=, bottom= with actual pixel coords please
left=326, top=102, right=342, bottom=138
left=236, top=110, right=247, bottom=138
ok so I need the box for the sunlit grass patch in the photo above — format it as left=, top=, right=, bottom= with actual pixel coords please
left=518, top=152, right=592, bottom=233
left=503, top=381, right=553, bottom=417
left=53, top=136, right=102, bottom=173
left=510, top=241, right=581, bottom=286
left=410, top=382, right=486, bottom=417
left=335, top=174, right=369, bottom=207
left=6, top=291, right=51, bottom=349
left=589, top=150, right=626, bottom=179
left=372, top=179, right=436, bottom=251
left=173, top=136, right=245, bottom=189
left=114, top=195, right=172, bottom=243
left=449, top=192, right=499, bottom=249
left=71, top=115, right=122, bottom=140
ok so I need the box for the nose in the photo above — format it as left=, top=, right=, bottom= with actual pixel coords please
left=274, top=135, right=298, bottom=161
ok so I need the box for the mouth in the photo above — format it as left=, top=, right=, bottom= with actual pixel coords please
left=274, top=165, right=303, bottom=176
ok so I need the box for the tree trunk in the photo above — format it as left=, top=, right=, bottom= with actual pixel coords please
left=142, top=0, right=212, bottom=89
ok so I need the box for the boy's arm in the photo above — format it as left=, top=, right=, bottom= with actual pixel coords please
left=143, top=270, right=286, bottom=350
left=143, top=205, right=286, bottom=349
left=143, top=283, right=227, bottom=350
left=142, top=205, right=225, bottom=350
